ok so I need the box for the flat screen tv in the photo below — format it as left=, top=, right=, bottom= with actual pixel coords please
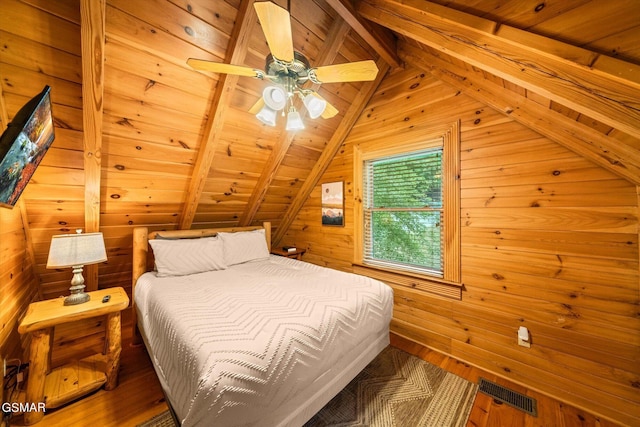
left=0, top=85, right=55, bottom=208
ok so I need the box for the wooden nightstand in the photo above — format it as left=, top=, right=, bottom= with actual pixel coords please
left=271, top=247, right=306, bottom=260
left=18, top=287, right=129, bottom=425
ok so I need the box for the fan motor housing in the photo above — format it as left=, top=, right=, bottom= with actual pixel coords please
left=265, top=52, right=311, bottom=85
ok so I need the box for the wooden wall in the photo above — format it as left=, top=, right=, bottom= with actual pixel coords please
left=2, top=1, right=639, bottom=426
left=1, top=0, right=87, bottom=301
left=0, top=203, right=39, bottom=379
left=0, top=0, right=381, bottom=301
left=283, top=65, right=640, bottom=426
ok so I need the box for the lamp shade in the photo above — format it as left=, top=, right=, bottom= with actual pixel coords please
left=256, top=105, right=277, bottom=126
left=285, top=107, right=305, bottom=131
left=303, top=93, right=327, bottom=119
left=262, top=85, right=287, bottom=111
left=46, top=232, right=107, bottom=268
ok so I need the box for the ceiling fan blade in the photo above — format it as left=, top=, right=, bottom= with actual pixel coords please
left=254, top=1, right=294, bottom=63
left=187, top=59, right=262, bottom=78
left=311, top=60, right=379, bottom=83
left=311, top=93, right=339, bottom=119
left=248, top=97, right=265, bottom=115
left=321, top=101, right=338, bottom=119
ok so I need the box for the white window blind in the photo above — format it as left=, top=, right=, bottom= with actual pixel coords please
left=363, top=147, right=444, bottom=277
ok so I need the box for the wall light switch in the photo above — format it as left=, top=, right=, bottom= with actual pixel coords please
left=518, top=326, right=531, bottom=348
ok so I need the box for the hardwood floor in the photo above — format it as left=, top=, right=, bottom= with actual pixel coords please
left=4, top=321, right=622, bottom=427
left=389, top=335, right=622, bottom=427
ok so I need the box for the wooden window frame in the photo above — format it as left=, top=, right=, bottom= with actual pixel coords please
left=354, top=121, right=461, bottom=296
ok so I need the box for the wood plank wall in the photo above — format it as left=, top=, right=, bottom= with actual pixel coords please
left=0, top=204, right=39, bottom=377
left=1, top=0, right=87, bottom=300
left=282, top=65, right=640, bottom=426
left=1, top=0, right=110, bottom=388
left=1, top=1, right=638, bottom=426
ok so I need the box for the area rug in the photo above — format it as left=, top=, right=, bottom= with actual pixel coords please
left=137, top=410, right=176, bottom=427
left=305, top=346, right=477, bottom=426
left=138, top=346, right=478, bottom=427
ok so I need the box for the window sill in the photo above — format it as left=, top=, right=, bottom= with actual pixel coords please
left=352, top=263, right=463, bottom=300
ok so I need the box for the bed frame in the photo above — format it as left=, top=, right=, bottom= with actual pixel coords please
left=131, top=222, right=271, bottom=345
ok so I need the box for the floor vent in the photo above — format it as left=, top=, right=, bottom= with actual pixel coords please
left=478, top=377, right=538, bottom=417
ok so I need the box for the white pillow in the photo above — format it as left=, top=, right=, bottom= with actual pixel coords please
left=219, top=229, right=270, bottom=266
left=149, top=236, right=227, bottom=277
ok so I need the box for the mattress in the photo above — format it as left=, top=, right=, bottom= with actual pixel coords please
left=135, top=255, right=393, bottom=427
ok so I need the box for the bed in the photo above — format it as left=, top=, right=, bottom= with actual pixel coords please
left=131, top=222, right=393, bottom=427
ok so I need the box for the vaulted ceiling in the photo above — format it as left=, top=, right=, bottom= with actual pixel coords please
left=1, top=0, right=639, bottom=297
left=89, top=0, right=640, bottom=234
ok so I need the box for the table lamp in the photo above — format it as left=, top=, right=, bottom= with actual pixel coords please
left=46, top=229, right=107, bottom=305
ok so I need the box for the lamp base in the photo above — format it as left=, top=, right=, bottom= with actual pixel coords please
left=64, top=265, right=91, bottom=305
left=64, top=291, right=90, bottom=305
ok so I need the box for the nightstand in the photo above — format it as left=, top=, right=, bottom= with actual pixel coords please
left=18, top=287, right=129, bottom=425
left=271, top=247, right=306, bottom=260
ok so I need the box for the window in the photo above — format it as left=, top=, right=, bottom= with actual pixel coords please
left=354, top=122, right=460, bottom=285
left=363, top=147, right=444, bottom=276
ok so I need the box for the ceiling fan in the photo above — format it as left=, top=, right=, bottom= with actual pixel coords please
left=187, top=1, right=379, bottom=130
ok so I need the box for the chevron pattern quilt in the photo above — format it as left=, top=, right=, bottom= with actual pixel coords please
left=135, top=256, right=393, bottom=427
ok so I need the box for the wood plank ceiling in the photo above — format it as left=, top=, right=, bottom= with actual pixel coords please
left=1, top=0, right=639, bottom=299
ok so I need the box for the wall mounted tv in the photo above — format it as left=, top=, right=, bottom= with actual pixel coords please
left=0, top=85, right=55, bottom=208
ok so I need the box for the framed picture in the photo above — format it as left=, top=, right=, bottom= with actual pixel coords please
left=321, top=181, right=344, bottom=226
left=0, top=86, right=55, bottom=208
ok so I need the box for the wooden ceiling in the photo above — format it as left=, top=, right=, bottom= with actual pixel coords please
left=1, top=0, right=639, bottom=298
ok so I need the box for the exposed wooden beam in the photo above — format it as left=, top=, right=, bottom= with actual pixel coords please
left=80, top=0, right=105, bottom=291
left=358, top=0, right=640, bottom=140
left=325, top=0, right=401, bottom=68
left=238, top=17, right=352, bottom=227
left=400, top=42, right=640, bottom=186
left=237, top=127, right=295, bottom=227
left=272, top=57, right=390, bottom=246
left=179, top=0, right=256, bottom=229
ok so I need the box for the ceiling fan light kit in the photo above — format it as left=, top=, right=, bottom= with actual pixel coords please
left=303, top=93, right=327, bottom=119
left=286, top=106, right=305, bottom=131
left=187, top=1, right=379, bottom=131
left=263, top=85, right=287, bottom=111
left=256, top=104, right=278, bottom=126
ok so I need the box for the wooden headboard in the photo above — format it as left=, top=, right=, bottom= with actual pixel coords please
left=130, top=222, right=271, bottom=345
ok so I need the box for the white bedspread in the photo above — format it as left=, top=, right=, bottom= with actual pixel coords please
left=135, top=255, right=393, bottom=427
